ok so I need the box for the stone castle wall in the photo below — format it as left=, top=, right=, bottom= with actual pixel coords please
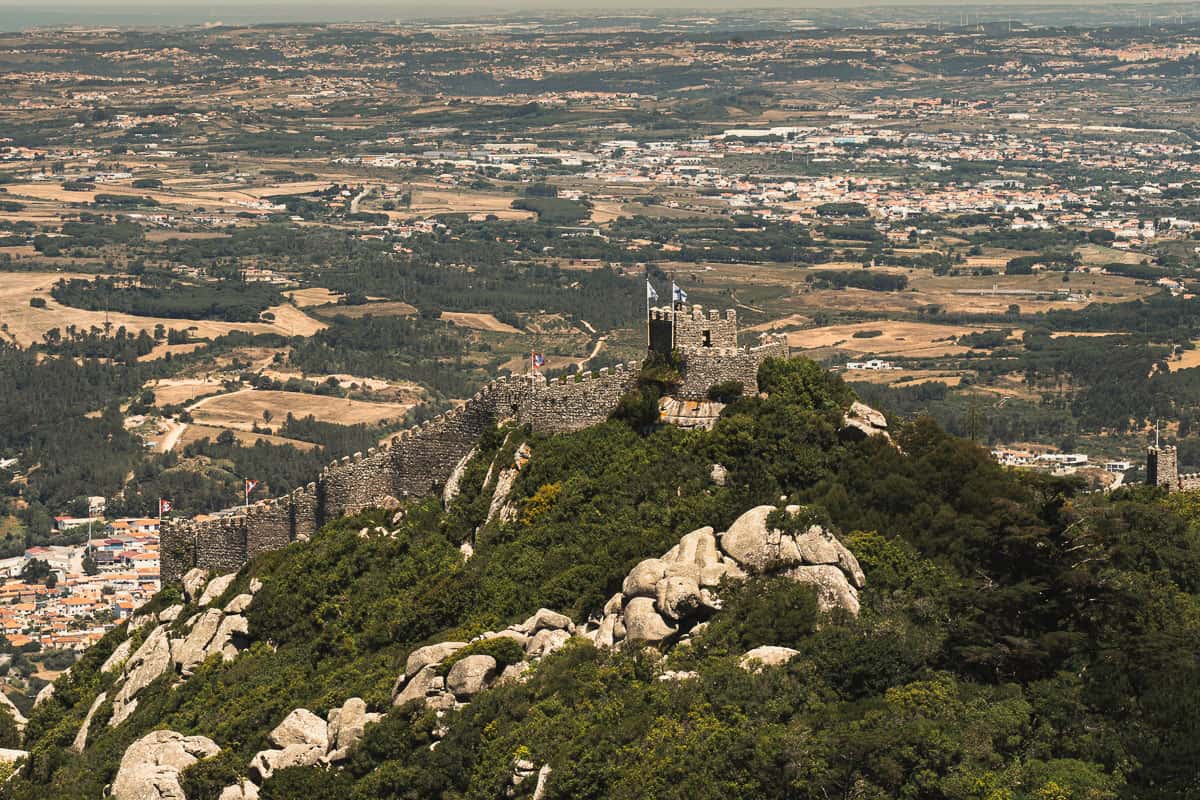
left=516, top=366, right=640, bottom=434
left=676, top=340, right=790, bottom=400
left=161, top=308, right=791, bottom=584
left=161, top=364, right=645, bottom=583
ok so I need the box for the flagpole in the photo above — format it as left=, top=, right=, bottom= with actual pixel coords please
left=645, top=271, right=650, bottom=350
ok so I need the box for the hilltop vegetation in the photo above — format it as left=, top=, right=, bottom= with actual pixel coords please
left=8, top=359, right=1200, bottom=800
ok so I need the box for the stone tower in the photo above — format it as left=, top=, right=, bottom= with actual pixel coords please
left=647, top=304, right=739, bottom=356
left=1147, top=445, right=1179, bottom=491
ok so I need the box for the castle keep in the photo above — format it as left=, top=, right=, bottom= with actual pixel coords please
left=161, top=306, right=787, bottom=583
left=1146, top=445, right=1200, bottom=492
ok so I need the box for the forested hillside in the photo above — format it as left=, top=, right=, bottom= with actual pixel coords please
left=6, top=358, right=1200, bottom=800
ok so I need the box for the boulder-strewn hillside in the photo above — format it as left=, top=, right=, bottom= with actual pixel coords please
left=5, top=358, right=1200, bottom=800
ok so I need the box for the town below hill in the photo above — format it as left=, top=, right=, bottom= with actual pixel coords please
left=0, top=516, right=160, bottom=714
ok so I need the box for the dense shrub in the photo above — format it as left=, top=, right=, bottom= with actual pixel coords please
left=9, top=357, right=1200, bottom=800
left=705, top=380, right=744, bottom=404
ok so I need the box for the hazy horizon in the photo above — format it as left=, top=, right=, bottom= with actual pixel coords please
left=0, top=0, right=1195, bottom=30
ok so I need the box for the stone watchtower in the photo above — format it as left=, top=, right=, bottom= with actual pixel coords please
left=647, top=303, right=789, bottom=399
left=648, top=304, right=739, bottom=356
left=1146, top=444, right=1200, bottom=492
left=1147, top=445, right=1179, bottom=491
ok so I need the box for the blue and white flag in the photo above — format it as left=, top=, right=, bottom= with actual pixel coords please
left=646, top=280, right=658, bottom=303
left=672, top=282, right=688, bottom=304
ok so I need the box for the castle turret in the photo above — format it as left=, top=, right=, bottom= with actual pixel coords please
left=647, top=304, right=739, bottom=355
left=648, top=306, right=675, bottom=356
left=1148, top=445, right=1179, bottom=491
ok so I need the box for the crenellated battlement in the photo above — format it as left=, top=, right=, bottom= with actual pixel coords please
left=648, top=305, right=738, bottom=323
left=160, top=308, right=787, bottom=584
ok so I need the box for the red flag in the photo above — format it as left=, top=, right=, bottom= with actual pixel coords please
left=159, top=499, right=173, bottom=515
left=245, top=479, right=259, bottom=496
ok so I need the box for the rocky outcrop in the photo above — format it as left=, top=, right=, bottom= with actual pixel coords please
left=0, top=690, right=26, bottom=732
left=241, top=697, right=381, bottom=791
left=485, top=442, right=532, bottom=525
left=72, top=691, right=107, bottom=752
left=110, top=625, right=173, bottom=727
left=515, top=608, right=572, bottom=633
left=198, top=573, right=236, bottom=607
left=171, top=610, right=222, bottom=674
left=532, top=764, right=552, bottom=800
left=739, top=645, right=799, bottom=672
left=326, top=697, right=381, bottom=763
left=394, top=665, right=445, bottom=708
left=218, top=781, right=259, bottom=800
left=391, top=607, right=576, bottom=710
left=582, top=504, right=865, bottom=650
left=721, top=505, right=865, bottom=592
left=405, top=642, right=467, bottom=679
left=840, top=401, right=890, bottom=442
left=112, top=730, right=219, bottom=800
left=33, top=681, right=55, bottom=710
left=250, top=743, right=324, bottom=782
left=784, top=564, right=862, bottom=615
left=171, top=609, right=249, bottom=676
left=447, top=655, right=498, bottom=698
left=508, top=760, right=551, bottom=799
left=106, top=573, right=260, bottom=731
left=250, top=710, right=328, bottom=783
left=102, top=638, right=134, bottom=675
left=526, top=628, right=571, bottom=659
left=181, top=568, right=210, bottom=603
left=269, top=708, right=328, bottom=750
left=658, top=397, right=725, bottom=430
left=443, top=446, right=479, bottom=509
left=224, top=593, right=253, bottom=614
left=710, top=463, right=728, bottom=486
left=622, top=597, right=677, bottom=643
left=0, top=748, right=28, bottom=766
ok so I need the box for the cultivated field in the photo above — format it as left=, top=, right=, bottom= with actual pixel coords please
left=138, top=342, right=207, bottom=361
left=189, top=389, right=413, bottom=431
left=589, top=201, right=632, bottom=224
left=149, top=378, right=226, bottom=407
left=285, top=288, right=342, bottom=307
left=175, top=423, right=320, bottom=451
left=787, top=321, right=989, bottom=358
left=441, top=312, right=522, bottom=333
left=1168, top=345, right=1200, bottom=372
left=666, top=259, right=1156, bottom=320
left=389, top=188, right=535, bottom=221
left=2, top=178, right=353, bottom=219
left=843, top=368, right=965, bottom=387
left=313, top=300, right=418, bottom=319
left=3, top=182, right=275, bottom=215
left=0, top=272, right=325, bottom=346
left=1075, top=243, right=1146, bottom=265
